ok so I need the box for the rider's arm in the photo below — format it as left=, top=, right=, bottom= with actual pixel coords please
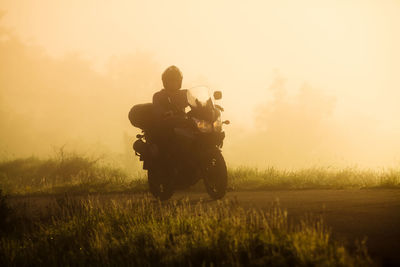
left=153, top=89, right=189, bottom=120
left=152, top=91, right=171, bottom=118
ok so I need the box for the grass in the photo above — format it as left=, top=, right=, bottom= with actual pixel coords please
left=0, top=152, right=147, bottom=195
left=0, top=193, right=372, bottom=266
left=0, top=153, right=387, bottom=265
left=0, top=152, right=399, bottom=196
left=228, top=166, right=400, bottom=190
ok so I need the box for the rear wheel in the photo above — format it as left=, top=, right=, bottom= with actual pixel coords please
left=148, top=168, right=174, bottom=201
left=203, top=150, right=227, bottom=200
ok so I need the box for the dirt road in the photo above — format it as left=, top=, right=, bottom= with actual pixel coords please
left=11, top=189, right=400, bottom=266
left=171, top=189, right=400, bottom=266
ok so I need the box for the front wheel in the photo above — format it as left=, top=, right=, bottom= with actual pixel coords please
left=203, top=150, right=228, bottom=200
left=148, top=168, right=174, bottom=201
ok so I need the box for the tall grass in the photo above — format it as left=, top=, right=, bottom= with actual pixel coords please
left=0, top=153, right=399, bottom=196
left=229, top=166, right=400, bottom=190
left=0, top=195, right=372, bottom=266
left=0, top=152, right=146, bottom=195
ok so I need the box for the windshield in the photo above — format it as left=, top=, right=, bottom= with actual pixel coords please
left=186, top=86, right=219, bottom=122
left=187, top=86, right=214, bottom=108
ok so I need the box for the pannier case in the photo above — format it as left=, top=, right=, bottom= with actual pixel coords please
left=128, top=103, right=156, bottom=130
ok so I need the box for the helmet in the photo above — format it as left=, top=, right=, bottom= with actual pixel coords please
left=162, top=65, right=183, bottom=91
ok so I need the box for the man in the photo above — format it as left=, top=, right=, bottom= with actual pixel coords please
left=153, top=65, right=188, bottom=118
left=152, top=65, right=189, bottom=153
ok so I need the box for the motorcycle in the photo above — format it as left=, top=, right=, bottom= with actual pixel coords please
left=128, top=86, right=230, bottom=200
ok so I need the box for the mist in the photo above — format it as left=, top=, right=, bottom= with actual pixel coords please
left=225, top=73, right=400, bottom=168
left=1, top=1, right=400, bottom=169
left=0, top=22, right=159, bottom=160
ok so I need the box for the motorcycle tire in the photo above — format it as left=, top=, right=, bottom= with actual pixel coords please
left=203, top=150, right=228, bottom=200
left=147, top=168, right=174, bottom=201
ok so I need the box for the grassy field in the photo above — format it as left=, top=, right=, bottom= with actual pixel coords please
left=0, top=153, right=399, bottom=196
left=0, top=152, right=146, bottom=195
left=0, top=191, right=372, bottom=266
left=228, top=166, right=400, bottom=190
left=2, top=153, right=397, bottom=265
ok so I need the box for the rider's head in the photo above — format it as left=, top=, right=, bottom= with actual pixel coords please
left=162, top=65, right=183, bottom=92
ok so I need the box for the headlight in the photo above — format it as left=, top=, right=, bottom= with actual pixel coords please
left=194, top=118, right=213, bottom=133
left=213, top=118, right=222, bottom=132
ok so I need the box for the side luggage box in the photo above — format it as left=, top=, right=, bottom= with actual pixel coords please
left=128, top=103, right=156, bottom=130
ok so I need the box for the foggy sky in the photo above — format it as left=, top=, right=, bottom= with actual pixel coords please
left=1, top=1, right=400, bottom=168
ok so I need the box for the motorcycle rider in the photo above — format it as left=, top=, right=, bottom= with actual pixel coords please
left=152, top=65, right=189, bottom=154
left=153, top=65, right=188, bottom=117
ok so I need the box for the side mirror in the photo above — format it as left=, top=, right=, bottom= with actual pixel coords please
left=213, top=91, right=222, bottom=100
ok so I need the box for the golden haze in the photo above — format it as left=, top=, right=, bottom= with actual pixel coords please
left=0, top=1, right=399, bottom=168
